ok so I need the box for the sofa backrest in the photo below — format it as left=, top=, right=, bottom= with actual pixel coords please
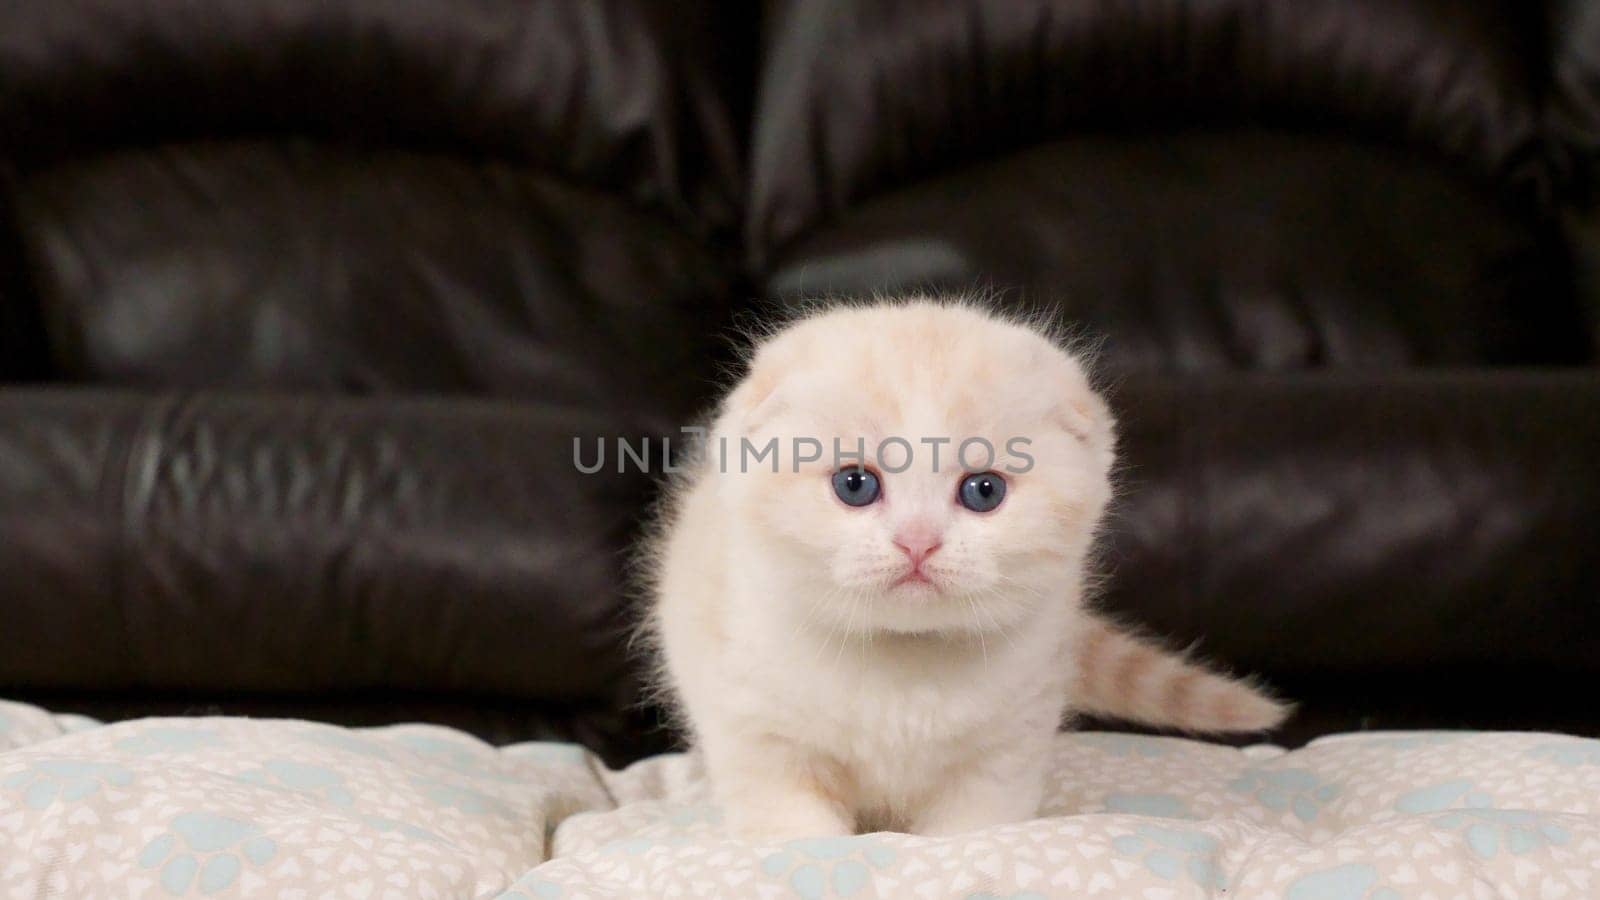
left=1, top=0, right=1597, bottom=763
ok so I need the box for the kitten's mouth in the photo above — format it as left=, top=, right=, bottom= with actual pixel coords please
left=891, top=570, right=939, bottom=591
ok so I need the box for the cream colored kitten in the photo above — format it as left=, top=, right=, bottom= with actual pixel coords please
left=645, top=298, right=1288, bottom=841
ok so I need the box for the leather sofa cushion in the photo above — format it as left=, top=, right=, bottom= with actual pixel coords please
left=751, top=0, right=1556, bottom=254
left=0, top=0, right=743, bottom=226
left=3, top=372, right=1595, bottom=760
left=765, top=134, right=1590, bottom=373
left=12, top=142, right=735, bottom=414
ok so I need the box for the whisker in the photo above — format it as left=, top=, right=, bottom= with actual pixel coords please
left=963, top=596, right=989, bottom=666
left=809, top=587, right=848, bottom=665
left=835, top=588, right=860, bottom=668
left=993, top=573, right=1049, bottom=601
left=964, top=584, right=1024, bottom=652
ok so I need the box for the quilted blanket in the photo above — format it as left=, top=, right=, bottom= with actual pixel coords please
left=2, top=699, right=1598, bottom=899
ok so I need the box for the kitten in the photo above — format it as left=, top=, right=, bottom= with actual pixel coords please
left=644, top=298, right=1288, bottom=841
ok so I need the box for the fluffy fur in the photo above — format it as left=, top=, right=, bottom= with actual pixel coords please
left=643, top=298, right=1288, bottom=840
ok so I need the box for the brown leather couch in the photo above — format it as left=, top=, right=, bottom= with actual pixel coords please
left=2, top=1, right=1597, bottom=767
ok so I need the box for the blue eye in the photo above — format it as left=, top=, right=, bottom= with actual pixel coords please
left=958, top=472, right=1007, bottom=512
left=832, top=467, right=881, bottom=507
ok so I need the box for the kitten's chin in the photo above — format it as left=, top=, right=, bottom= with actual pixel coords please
left=812, top=583, right=1032, bottom=637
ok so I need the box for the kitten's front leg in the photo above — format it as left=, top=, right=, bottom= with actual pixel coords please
left=910, top=737, right=1051, bottom=837
left=703, top=733, right=855, bottom=842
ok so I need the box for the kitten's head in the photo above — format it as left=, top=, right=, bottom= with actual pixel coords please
left=711, top=299, right=1115, bottom=636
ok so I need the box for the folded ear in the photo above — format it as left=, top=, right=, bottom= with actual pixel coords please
left=719, top=364, right=787, bottom=434
left=1056, top=390, right=1105, bottom=442
left=1054, top=357, right=1114, bottom=444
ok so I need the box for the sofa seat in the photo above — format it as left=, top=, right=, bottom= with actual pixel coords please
left=3, top=700, right=1598, bottom=898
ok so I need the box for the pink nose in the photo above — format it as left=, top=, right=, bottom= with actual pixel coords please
left=893, top=525, right=943, bottom=566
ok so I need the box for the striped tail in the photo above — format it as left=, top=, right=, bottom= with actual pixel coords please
left=1070, top=615, right=1292, bottom=733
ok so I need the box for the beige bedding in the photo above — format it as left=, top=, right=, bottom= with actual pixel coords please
left=3, top=699, right=1597, bottom=898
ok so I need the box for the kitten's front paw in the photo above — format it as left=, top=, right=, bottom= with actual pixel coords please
left=728, top=807, right=853, bottom=843
left=914, top=805, right=1031, bottom=838
left=910, top=755, right=1047, bottom=837
left=708, top=739, right=857, bottom=842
